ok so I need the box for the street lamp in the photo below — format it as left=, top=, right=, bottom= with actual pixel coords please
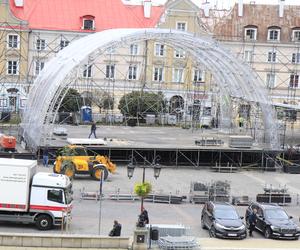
left=127, top=155, right=161, bottom=212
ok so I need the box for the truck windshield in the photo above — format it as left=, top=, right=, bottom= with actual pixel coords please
left=64, top=187, right=73, bottom=205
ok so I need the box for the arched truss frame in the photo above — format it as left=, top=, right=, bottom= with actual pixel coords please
left=21, top=28, right=278, bottom=149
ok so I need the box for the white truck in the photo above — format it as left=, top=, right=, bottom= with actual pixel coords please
left=0, top=158, right=73, bottom=230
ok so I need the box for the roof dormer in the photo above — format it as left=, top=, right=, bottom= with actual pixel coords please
left=81, top=15, right=95, bottom=31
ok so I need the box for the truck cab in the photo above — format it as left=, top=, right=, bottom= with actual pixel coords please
left=30, top=173, right=73, bottom=230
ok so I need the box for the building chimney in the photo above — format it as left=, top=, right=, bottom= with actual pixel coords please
left=238, top=0, right=243, bottom=17
left=202, top=2, right=210, bottom=18
left=143, top=0, right=152, bottom=19
left=279, top=0, right=285, bottom=18
left=14, top=0, right=24, bottom=7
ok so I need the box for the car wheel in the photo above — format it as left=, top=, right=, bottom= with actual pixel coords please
left=201, top=217, right=207, bottom=229
left=209, top=226, right=216, bottom=238
left=264, top=227, right=272, bottom=239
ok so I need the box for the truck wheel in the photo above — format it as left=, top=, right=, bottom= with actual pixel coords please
left=92, top=165, right=108, bottom=181
left=36, top=215, right=53, bottom=230
left=62, top=162, right=75, bottom=179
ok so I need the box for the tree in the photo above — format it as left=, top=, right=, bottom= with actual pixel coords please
left=118, top=91, right=166, bottom=117
left=58, top=88, right=83, bottom=112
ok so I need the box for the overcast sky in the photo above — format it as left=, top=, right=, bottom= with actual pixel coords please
left=151, top=0, right=300, bottom=9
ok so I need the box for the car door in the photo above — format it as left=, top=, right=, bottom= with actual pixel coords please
left=255, top=206, right=265, bottom=232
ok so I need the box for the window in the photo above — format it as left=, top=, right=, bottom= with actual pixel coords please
left=292, top=53, right=300, bottom=64
left=60, top=40, right=70, bottom=50
left=35, top=61, right=45, bottom=75
left=244, top=50, right=253, bottom=63
left=20, top=99, right=26, bottom=108
left=176, top=22, right=187, bottom=31
left=0, top=99, right=8, bottom=107
left=194, top=69, right=205, bottom=82
left=106, top=64, right=115, bottom=79
left=267, top=51, right=276, bottom=63
left=153, top=67, right=163, bottom=82
left=7, top=34, right=19, bottom=49
left=266, top=73, right=276, bottom=88
left=155, top=43, right=165, bottom=57
left=290, top=74, right=299, bottom=88
left=268, top=28, right=280, bottom=41
left=83, top=64, right=92, bottom=78
left=244, top=28, right=257, bottom=41
left=36, top=39, right=46, bottom=50
left=7, top=60, right=19, bottom=75
left=83, top=19, right=94, bottom=30
left=173, top=68, right=184, bottom=83
left=292, top=30, right=300, bottom=42
left=128, top=65, right=137, bottom=80
left=174, top=49, right=185, bottom=58
left=47, top=189, right=63, bottom=204
left=130, top=44, right=138, bottom=55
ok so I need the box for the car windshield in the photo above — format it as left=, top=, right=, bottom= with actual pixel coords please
left=265, top=209, right=288, bottom=220
left=214, top=208, right=239, bottom=220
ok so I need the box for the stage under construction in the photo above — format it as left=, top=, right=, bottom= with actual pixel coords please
left=36, top=125, right=281, bottom=170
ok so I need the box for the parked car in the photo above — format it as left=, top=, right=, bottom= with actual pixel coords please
left=201, top=202, right=247, bottom=239
left=245, top=202, right=300, bottom=239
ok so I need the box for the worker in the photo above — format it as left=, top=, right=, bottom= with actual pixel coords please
left=43, top=147, right=49, bottom=167
left=88, top=121, right=97, bottom=139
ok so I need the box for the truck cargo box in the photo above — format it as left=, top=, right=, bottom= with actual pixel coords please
left=0, top=158, right=37, bottom=212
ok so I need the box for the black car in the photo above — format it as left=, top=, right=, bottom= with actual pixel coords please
left=245, top=202, right=300, bottom=239
left=201, top=202, right=247, bottom=239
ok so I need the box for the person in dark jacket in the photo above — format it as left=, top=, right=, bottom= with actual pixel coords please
left=141, top=208, right=149, bottom=224
left=109, top=220, right=122, bottom=237
left=43, top=147, right=49, bottom=167
left=248, top=208, right=257, bottom=237
left=88, top=121, right=97, bottom=139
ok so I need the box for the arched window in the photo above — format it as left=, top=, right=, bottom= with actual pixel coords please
left=81, top=15, right=95, bottom=30
left=292, top=27, right=300, bottom=42
left=244, top=25, right=258, bottom=41
left=267, top=26, right=281, bottom=41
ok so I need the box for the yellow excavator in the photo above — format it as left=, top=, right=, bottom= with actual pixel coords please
left=53, top=145, right=116, bottom=180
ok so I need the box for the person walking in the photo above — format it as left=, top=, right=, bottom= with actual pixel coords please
left=88, top=121, right=97, bottom=139
left=248, top=208, right=257, bottom=237
left=42, top=147, right=49, bottom=167
left=109, top=220, right=122, bottom=237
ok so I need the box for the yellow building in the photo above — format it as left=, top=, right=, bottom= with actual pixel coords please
left=0, top=0, right=29, bottom=112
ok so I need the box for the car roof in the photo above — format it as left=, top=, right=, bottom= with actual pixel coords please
left=252, top=202, right=281, bottom=209
left=211, top=202, right=233, bottom=209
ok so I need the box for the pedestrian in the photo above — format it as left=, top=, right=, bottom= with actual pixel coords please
left=140, top=208, right=149, bottom=224
left=248, top=208, right=257, bottom=237
left=109, top=220, right=122, bottom=237
left=238, top=115, right=244, bottom=128
left=42, top=146, right=49, bottom=167
left=88, top=121, right=97, bottom=139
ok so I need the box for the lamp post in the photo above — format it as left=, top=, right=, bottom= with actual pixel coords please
left=127, top=155, right=161, bottom=213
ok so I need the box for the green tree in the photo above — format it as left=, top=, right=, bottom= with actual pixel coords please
left=118, top=91, right=166, bottom=117
left=58, top=88, right=83, bottom=112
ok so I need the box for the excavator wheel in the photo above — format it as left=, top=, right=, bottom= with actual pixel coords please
left=92, top=165, right=108, bottom=181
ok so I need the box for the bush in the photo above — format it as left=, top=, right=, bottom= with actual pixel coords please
left=134, top=182, right=152, bottom=197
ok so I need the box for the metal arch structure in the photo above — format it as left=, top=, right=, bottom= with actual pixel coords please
left=21, top=28, right=279, bottom=150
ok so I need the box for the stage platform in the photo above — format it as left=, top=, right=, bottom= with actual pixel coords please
left=38, top=125, right=281, bottom=169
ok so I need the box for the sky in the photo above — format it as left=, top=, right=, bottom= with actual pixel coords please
left=148, top=0, right=300, bottom=9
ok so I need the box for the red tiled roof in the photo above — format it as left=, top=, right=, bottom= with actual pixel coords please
left=9, top=0, right=164, bottom=32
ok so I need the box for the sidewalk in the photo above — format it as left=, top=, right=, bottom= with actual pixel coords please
left=0, top=238, right=299, bottom=250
